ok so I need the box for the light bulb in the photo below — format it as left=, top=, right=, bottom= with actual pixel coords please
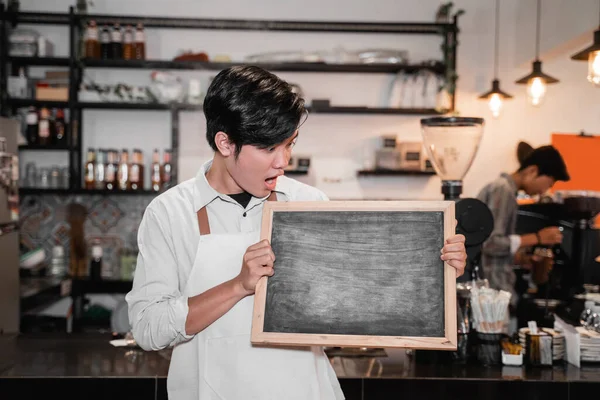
left=488, top=93, right=503, bottom=118
left=527, top=77, right=546, bottom=106
left=588, top=50, right=600, bottom=87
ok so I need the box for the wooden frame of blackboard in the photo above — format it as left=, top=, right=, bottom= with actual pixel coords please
left=251, top=200, right=457, bottom=350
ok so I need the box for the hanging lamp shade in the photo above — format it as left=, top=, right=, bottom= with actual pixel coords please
left=571, top=29, right=600, bottom=60
left=478, top=79, right=514, bottom=99
left=478, top=0, right=512, bottom=118
left=570, top=0, right=600, bottom=87
left=514, top=0, right=559, bottom=106
left=515, top=60, right=559, bottom=84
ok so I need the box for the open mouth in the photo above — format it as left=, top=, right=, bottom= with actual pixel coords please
left=265, top=174, right=280, bottom=190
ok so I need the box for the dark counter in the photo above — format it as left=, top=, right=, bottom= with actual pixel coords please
left=1, top=333, right=599, bottom=400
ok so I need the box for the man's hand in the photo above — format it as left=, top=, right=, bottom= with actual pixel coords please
left=234, top=239, right=275, bottom=296
left=441, top=232, right=467, bottom=277
left=537, top=226, right=563, bottom=246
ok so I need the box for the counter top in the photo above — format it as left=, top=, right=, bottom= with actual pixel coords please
left=1, top=333, right=599, bottom=400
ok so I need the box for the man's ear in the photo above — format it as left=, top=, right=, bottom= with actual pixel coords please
left=525, top=165, right=539, bottom=177
left=214, top=131, right=235, bottom=157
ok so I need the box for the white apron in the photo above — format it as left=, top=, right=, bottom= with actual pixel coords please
left=167, top=194, right=344, bottom=400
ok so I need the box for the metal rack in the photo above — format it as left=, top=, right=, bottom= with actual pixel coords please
left=0, top=4, right=461, bottom=195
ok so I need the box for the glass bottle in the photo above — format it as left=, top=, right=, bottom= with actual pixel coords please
left=117, top=149, right=130, bottom=190
left=94, top=149, right=106, bottom=190
left=122, top=25, right=134, bottom=60
left=53, top=109, right=67, bottom=146
left=110, top=23, right=123, bottom=60
left=105, top=149, right=118, bottom=190
left=129, top=149, right=144, bottom=191
left=161, top=149, right=172, bottom=189
left=133, top=23, right=146, bottom=60
left=151, top=148, right=161, bottom=191
left=84, top=20, right=100, bottom=59
left=100, top=24, right=111, bottom=60
left=37, top=107, right=51, bottom=147
left=84, top=148, right=96, bottom=190
left=25, top=107, right=38, bottom=146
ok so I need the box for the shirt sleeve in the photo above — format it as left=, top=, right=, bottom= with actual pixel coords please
left=125, top=207, right=194, bottom=351
left=509, top=234, right=522, bottom=256
left=481, top=186, right=518, bottom=258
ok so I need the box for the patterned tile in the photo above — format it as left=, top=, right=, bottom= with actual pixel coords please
left=88, top=198, right=125, bottom=233
left=19, top=194, right=154, bottom=279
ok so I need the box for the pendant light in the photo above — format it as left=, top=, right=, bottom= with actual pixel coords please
left=515, top=0, right=559, bottom=106
left=570, top=0, right=600, bottom=86
left=478, top=0, right=513, bottom=118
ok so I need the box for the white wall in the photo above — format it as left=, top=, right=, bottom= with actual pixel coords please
left=17, top=0, right=600, bottom=200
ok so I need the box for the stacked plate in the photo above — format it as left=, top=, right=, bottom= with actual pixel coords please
left=518, top=327, right=565, bottom=361
left=576, top=327, right=600, bottom=362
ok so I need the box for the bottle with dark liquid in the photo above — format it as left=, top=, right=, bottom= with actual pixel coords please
left=161, top=149, right=172, bottom=189
left=84, top=148, right=96, bottom=190
left=37, top=107, right=51, bottom=147
left=133, top=23, right=146, bottom=60
left=84, top=20, right=100, bottom=59
left=104, top=149, right=118, bottom=190
left=151, top=149, right=161, bottom=191
left=110, top=23, right=123, bottom=60
left=100, top=25, right=111, bottom=59
left=122, top=25, right=134, bottom=60
left=129, top=149, right=144, bottom=191
left=89, top=244, right=103, bottom=281
left=53, top=109, right=67, bottom=146
left=117, top=149, right=129, bottom=190
left=25, top=107, right=38, bottom=146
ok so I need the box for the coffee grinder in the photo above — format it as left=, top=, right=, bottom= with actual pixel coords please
left=418, top=117, right=495, bottom=364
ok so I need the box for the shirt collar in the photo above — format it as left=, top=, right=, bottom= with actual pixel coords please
left=193, top=159, right=293, bottom=211
left=500, top=172, right=518, bottom=195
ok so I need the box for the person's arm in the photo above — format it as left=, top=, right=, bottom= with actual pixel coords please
left=184, top=240, right=275, bottom=335
left=126, top=208, right=194, bottom=351
left=127, top=209, right=275, bottom=350
left=481, top=187, right=522, bottom=258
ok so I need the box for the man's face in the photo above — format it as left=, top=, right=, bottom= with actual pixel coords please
left=523, top=167, right=556, bottom=196
left=226, top=132, right=298, bottom=197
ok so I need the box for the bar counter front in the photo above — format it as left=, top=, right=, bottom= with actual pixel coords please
left=0, top=333, right=599, bottom=400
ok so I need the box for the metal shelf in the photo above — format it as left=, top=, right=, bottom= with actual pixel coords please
left=8, top=56, right=70, bottom=67
left=77, top=101, right=202, bottom=111
left=357, top=169, right=436, bottom=176
left=284, top=170, right=309, bottom=175
left=6, top=98, right=69, bottom=108
left=71, top=278, right=133, bottom=295
left=307, top=106, right=447, bottom=115
left=3, top=11, right=71, bottom=25
left=80, top=58, right=445, bottom=74
left=19, top=188, right=162, bottom=196
left=76, top=14, right=456, bottom=34
left=19, top=145, right=70, bottom=151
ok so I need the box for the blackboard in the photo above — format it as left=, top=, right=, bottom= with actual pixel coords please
left=251, top=201, right=457, bottom=350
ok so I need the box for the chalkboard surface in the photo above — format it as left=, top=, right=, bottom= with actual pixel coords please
left=252, top=201, right=456, bottom=350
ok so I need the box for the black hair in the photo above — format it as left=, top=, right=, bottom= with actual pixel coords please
left=204, top=66, right=306, bottom=158
left=518, top=145, right=570, bottom=182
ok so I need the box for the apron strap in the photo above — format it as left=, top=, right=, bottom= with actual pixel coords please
left=197, top=192, right=278, bottom=236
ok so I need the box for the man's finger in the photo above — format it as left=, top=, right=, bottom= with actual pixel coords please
left=442, top=243, right=465, bottom=253
left=446, top=234, right=466, bottom=244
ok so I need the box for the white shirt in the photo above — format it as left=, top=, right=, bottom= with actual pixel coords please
left=126, top=160, right=328, bottom=351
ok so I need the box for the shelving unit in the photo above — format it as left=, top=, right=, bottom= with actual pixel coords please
left=19, top=187, right=162, bottom=196
left=0, top=6, right=461, bottom=196
left=357, top=169, right=436, bottom=176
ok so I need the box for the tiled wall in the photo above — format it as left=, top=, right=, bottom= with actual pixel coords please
left=19, top=194, right=154, bottom=278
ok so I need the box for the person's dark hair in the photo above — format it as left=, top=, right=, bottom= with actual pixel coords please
left=204, top=66, right=306, bottom=158
left=518, top=145, right=570, bottom=182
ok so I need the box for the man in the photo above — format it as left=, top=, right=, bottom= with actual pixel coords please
left=477, top=145, right=570, bottom=302
left=126, top=66, right=467, bottom=400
